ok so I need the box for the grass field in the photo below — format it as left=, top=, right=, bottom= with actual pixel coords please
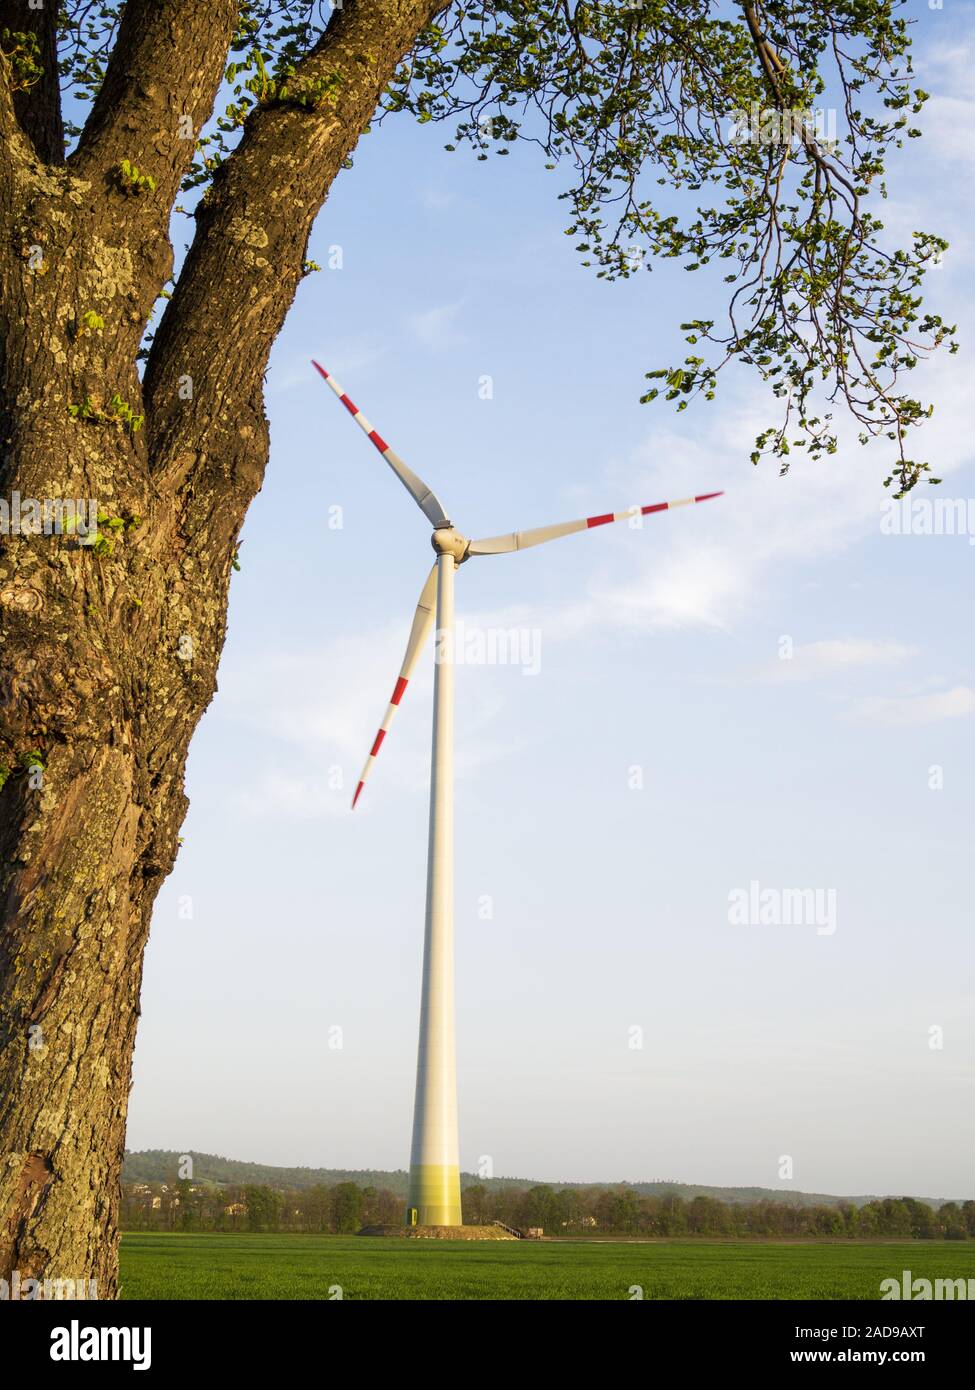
left=119, top=1234, right=975, bottom=1301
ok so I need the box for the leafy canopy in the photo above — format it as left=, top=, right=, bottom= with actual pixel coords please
left=49, top=0, right=955, bottom=493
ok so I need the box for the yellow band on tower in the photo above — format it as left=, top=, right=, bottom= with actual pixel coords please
left=406, top=1164, right=462, bottom=1227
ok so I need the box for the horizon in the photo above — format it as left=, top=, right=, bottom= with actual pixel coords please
left=120, top=1147, right=972, bottom=1205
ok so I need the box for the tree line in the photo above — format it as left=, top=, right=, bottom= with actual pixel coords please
left=121, top=1181, right=975, bottom=1240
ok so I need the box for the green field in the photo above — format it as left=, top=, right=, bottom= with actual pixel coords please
left=119, top=1234, right=975, bottom=1301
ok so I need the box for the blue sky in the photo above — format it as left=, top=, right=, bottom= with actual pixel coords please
left=126, top=7, right=974, bottom=1196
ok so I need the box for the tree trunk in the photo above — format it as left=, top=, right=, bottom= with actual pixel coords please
left=0, top=0, right=448, bottom=1298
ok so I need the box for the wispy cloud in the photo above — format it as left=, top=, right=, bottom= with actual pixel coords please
left=590, top=341, right=975, bottom=633
left=218, top=593, right=535, bottom=817
left=268, top=336, right=388, bottom=396
left=410, top=301, right=465, bottom=350
left=216, top=606, right=435, bottom=817
left=418, top=187, right=458, bottom=212
left=847, top=684, right=975, bottom=727
left=878, top=22, right=975, bottom=261
left=233, top=768, right=351, bottom=819
left=756, top=639, right=918, bottom=684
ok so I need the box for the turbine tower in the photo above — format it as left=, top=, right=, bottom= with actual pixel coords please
left=313, top=360, right=722, bottom=1227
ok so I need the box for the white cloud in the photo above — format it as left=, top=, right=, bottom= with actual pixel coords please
left=218, top=591, right=535, bottom=816
left=592, top=542, right=743, bottom=631
left=410, top=301, right=464, bottom=350
left=917, top=28, right=975, bottom=101
left=847, top=684, right=975, bottom=727
left=217, top=601, right=436, bottom=809
left=587, top=337, right=975, bottom=633
left=268, top=337, right=388, bottom=395
left=233, top=769, right=351, bottom=819
left=418, top=187, right=458, bottom=212
left=877, top=21, right=975, bottom=257
left=444, top=341, right=974, bottom=644
left=917, top=94, right=975, bottom=176
left=757, top=639, right=918, bottom=684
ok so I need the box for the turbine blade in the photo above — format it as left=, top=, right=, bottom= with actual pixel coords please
left=312, top=361, right=450, bottom=529
left=468, top=492, right=723, bottom=555
left=351, top=563, right=438, bottom=810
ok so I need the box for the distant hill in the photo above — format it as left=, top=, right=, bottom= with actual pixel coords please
left=121, top=1150, right=963, bottom=1210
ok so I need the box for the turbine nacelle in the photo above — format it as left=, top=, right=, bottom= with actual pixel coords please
left=431, top=525, right=471, bottom=565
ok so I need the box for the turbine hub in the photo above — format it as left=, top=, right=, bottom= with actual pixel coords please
left=431, top=525, right=470, bottom=564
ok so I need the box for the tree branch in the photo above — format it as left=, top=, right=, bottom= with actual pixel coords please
left=739, top=1, right=858, bottom=203
left=0, top=28, right=35, bottom=185
left=0, top=0, right=64, bottom=163
left=71, top=0, right=239, bottom=218
left=144, top=0, right=449, bottom=499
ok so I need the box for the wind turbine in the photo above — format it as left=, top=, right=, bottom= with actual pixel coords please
left=313, top=359, right=722, bottom=1228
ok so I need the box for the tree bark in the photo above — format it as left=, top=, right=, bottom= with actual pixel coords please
left=0, top=0, right=447, bottom=1298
